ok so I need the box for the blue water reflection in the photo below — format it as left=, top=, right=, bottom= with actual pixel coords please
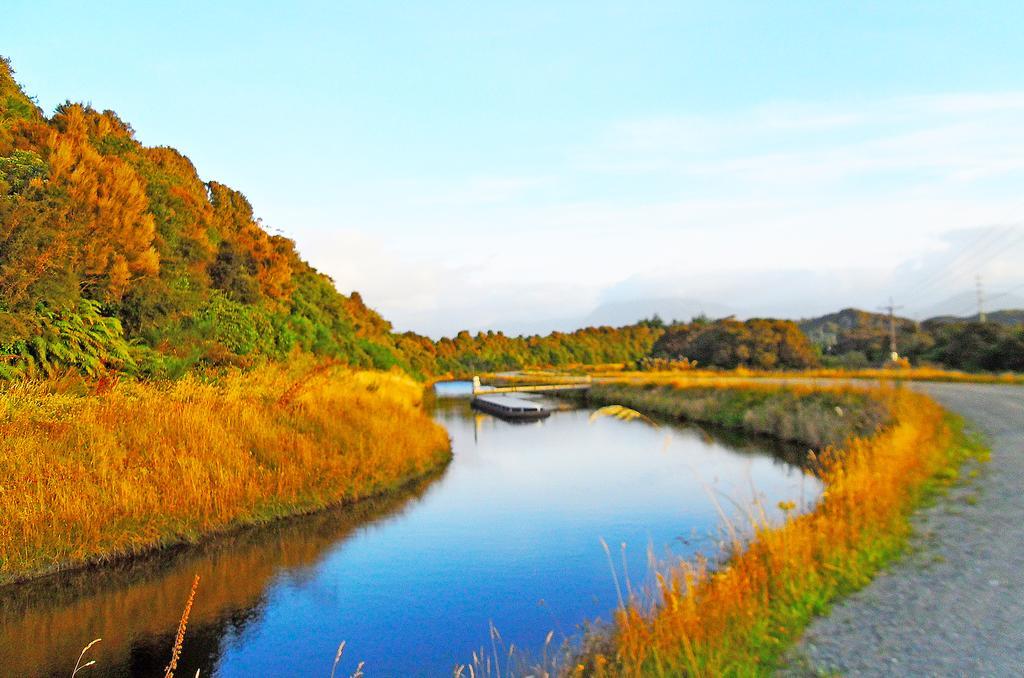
left=211, top=384, right=819, bottom=675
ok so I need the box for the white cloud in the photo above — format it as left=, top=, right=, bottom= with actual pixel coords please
left=297, top=229, right=600, bottom=337
left=289, top=92, right=1024, bottom=334
left=581, top=93, right=1024, bottom=188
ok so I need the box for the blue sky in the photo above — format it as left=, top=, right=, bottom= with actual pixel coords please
left=5, top=1, right=1024, bottom=335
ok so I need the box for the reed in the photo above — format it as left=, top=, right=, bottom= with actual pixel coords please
left=579, top=381, right=984, bottom=676
left=163, top=574, right=199, bottom=678
left=0, top=358, right=450, bottom=585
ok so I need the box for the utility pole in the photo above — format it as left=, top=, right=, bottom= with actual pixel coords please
left=878, top=297, right=903, bottom=362
left=976, top=274, right=987, bottom=323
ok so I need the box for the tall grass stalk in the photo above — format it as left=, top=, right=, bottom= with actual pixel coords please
left=71, top=638, right=101, bottom=677
left=163, top=574, right=199, bottom=678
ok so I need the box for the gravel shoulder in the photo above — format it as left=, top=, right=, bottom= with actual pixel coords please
left=781, top=383, right=1024, bottom=676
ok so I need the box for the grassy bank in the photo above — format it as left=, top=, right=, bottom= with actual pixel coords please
left=0, top=361, right=450, bottom=586
left=583, top=382, right=889, bottom=449
left=575, top=381, right=984, bottom=676
left=577, top=366, right=1024, bottom=385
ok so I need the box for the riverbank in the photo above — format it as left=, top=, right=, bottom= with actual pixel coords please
left=572, top=380, right=985, bottom=675
left=0, top=361, right=451, bottom=586
left=485, top=366, right=1024, bottom=385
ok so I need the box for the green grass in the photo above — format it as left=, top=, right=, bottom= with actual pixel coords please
left=581, top=382, right=889, bottom=449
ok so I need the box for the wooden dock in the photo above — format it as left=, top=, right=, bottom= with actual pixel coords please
left=471, top=375, right=592, bottom=395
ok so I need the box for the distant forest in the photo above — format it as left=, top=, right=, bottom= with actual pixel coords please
left=1, top=57, right=1020, bottom=379
left=642, top=309, right=1023, bottom=372
left=797, top=308, right=1024, bottom=372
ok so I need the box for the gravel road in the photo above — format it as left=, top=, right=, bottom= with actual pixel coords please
left=782, top=382, right=1024, bottom=676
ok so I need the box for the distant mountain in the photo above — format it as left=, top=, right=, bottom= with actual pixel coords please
left=796, top=308, right=928, bottom=365
left=924, top=309, right=1024, bottom=326
left=912, top=292, right=1024, bottom=321
left=798, top=307, right=915, bottom=342
left=584, top=297, right=734, bottom=328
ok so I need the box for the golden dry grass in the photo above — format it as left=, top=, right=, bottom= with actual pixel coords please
left=577, top=381, right=979, bottom=676
left=0, top=360, right=450, bottom=585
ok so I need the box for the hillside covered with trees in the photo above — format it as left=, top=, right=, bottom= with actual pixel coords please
left=649, top=317, right=819, bottom=369
left=0, top=57, right=658, bottom=379
left=799, top=308, right=1024, bottom=372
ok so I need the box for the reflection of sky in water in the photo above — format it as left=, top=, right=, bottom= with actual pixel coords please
left=0, top=382, right=820, bottom=677
left=212, top=385, right=819, bottom=676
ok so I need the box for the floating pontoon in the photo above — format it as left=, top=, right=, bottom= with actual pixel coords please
left=470, top=394, right=551, bottom=421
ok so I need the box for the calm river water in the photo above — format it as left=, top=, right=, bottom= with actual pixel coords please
left=0, top=382, right=820, bottom=677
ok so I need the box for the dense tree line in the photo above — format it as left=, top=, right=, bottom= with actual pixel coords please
left=649, top=318, right=819, bottom=369
left=916, top=321, right=1024, bottom=372
left=799, top=309, right=930, bottom=367
left=413, top=324, right=661, bottom=374
left=645, top=312, right=1024, bottom=373
left=800, top=308, right=1024, bottom=372
left=0, top=57, right=658, bottom=379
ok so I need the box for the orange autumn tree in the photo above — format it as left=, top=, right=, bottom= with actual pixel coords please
left=140, top=145, right=216, bottom=275
left=0, top=148, right=70, bottom=306
left=208, top=181, right=294, bottom=303
left=48, top=104, right=159, bottom=300
left=0, top=59, right=70, bottom=307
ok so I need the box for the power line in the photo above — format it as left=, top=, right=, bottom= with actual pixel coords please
left=941, top=280, right=1024, bottom=320
left=942, top=230, right=1024, bottom=286
left=987, top=281, right=1024, bottom=303
left=945, top=281, right=1024, bottom=319
left=976, top=274, right=986, bottom=324
left=899, top=225, right=1011, bottom=305
left=903, top=226, right=1024, bottom=312
left=903, top=228, right=1024, bottom=316
left=899, top=190, right=1024, bottom=317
